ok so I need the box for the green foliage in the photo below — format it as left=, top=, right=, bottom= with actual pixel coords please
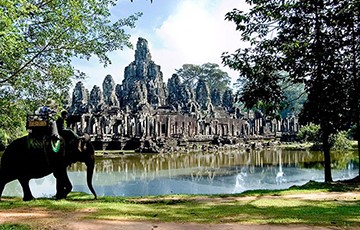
left=297, top=124, right=320, bottom=143
left=330, top=131, right=352, bottom=151
left=222, top=0, right=357, bottom=130
left=298, top=125, right=353, bottom=150
left=0, top=129, right=9, bottom=149
left=298, top=125, right=353, bottom=151
left=0, top=0, right=141, bottom=143
left=0, top=224, right=30, bottom=230
left=1, top=0, right=141, bottom=97
left=280, top=81, right=307, bottom=118
left=175, top=63, right=231, bottom=93
left=0, top=95, right=27, bottom=145
left=222, top=0, right=360, bottom=181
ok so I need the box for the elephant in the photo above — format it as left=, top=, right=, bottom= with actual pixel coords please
left=0, top=130, right=97, bottom=201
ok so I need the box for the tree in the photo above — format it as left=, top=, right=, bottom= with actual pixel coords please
left=0, top=0, right=141, bottom=142
left=175, top=63, right=231, bottom=94
left=342, top=0, right=360, bottom=176
left=280, top=81, right=307, bottom=119
left=222, top=0, right=359, bottom=182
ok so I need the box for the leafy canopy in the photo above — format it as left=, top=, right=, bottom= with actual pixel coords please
left=1, top=0, right=141, bottom=101
left=222, top=0, right=360, bottom=181
left=0, top=0, right=141, bottom=142
left=175, top=63, right=231, bottom=94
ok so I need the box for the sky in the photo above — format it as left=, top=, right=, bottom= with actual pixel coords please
left=73, top=0, right=250, bottom=90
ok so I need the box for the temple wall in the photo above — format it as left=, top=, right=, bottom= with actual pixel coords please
left=65, top=37, right=300, bottom=151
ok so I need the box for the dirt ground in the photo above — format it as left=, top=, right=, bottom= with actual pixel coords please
left=1, top=192, right=359, bottom=230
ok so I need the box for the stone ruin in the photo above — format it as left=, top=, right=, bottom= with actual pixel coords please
left=65, top=37, right=299, bottom=152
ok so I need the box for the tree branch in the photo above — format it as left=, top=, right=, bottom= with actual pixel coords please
left=0, top=28, right=69, bottom=84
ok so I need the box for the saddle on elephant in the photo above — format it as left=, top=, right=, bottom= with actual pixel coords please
left=26, top=114, right=61, bottom=153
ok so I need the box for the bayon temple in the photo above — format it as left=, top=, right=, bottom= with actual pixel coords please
left=64, top=38, right=299, bottom=152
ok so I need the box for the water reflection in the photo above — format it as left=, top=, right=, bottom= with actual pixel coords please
left=1, top=149, right=358, bottom=198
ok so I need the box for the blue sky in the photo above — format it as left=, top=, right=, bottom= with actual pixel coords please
left=73, top=0, right=249, bottom=90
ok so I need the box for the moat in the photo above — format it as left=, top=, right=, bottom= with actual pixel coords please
left=1, top=149, right=358, bottom=198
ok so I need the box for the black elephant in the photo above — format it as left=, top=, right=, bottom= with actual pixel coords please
left=0, top=130, right=97, bottom=201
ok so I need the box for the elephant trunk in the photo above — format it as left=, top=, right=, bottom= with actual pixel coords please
left=86, top=157, right=97, bottom=199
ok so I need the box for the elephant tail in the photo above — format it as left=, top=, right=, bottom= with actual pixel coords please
left=86, top=157, right=97, bottom=199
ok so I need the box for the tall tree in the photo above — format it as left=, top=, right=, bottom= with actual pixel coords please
left=175, top=63, right=231, bottom=94
left=0, top=0, right=141, bottom=142
left=222, top=0, right=358, bottom=182
left=343, top=0, right=360, bottom=176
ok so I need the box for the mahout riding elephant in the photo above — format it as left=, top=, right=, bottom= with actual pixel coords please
left=0, top=130, right=97, bottom=201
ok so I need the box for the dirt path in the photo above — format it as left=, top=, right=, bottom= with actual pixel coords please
left=0, top=209, right=336, bottom=230
left=1, top=192, right=359, bottom=230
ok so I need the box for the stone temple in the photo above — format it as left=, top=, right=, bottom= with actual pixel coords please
left=65, top=37, right=299, bottom=152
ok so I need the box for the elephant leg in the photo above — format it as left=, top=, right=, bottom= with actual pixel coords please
left=0, top=182, right=4, bottom=201
left=18, top=178, right=34, bottom=201
left=54, top=168, right=72, bottom=199
left=62, top=172, right=72, bottom=198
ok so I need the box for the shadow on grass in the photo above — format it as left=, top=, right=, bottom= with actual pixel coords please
left=86, top=196, right=360, bottom=227
left=289, top=180, right=360, bottom=192
left=215, top=180, right=360, bottom=199
left=0, top=180, right=359, bottom=227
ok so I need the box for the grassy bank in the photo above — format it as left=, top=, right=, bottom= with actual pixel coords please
left=0, top=181, right=359, bottom=229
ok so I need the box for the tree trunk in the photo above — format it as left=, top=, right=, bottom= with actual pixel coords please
left=352, top=5, right=360, bottom=178
left=314, top=0, right=332, bottom=182
left=357, top=123, right=360, bottom=178
left=322, top=130, right=333, bottom=182
left=314, top=0, right=333, bottom=182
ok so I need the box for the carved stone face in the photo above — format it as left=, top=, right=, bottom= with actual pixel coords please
left=73, top=87, right=83, bottom=104
left=90, top=86, right=103, bottom=107
left=103, top=75, right=115, bottom=93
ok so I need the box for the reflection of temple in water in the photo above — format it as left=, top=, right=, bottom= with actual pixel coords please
left=65, top=37, right=299, bottom=151
left=70, top=149, right=326, bottom=184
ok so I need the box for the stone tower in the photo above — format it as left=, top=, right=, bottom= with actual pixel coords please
left=120, top=37, right=167, bottom=111
left=103, top=75, right=119, bottom=107
left=89, top=85, right=104, bottom=110
left=70, top=81, right=89, bottom=114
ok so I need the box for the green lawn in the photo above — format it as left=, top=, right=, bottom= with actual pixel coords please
left=0, top=181, right=359, bottom=229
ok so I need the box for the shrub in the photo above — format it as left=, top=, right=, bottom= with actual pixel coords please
left=297, top=124, right=320, bottom=143
left=0, top=129, right=9, bottom=151
left=330, top=131, right=352, bottom=150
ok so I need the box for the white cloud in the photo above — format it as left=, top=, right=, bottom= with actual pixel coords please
left=74, top=0, right=250, bottom=90
left=151, top=0, right=249, bottom=83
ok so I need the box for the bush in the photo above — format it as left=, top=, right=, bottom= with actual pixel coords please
left=298, top=125, right=353, bottom=151
left=330, top=131, right=352, bottom=150
left=297, top=124, right=320, bottom=142
left=0, top=129, right=9, bottom=151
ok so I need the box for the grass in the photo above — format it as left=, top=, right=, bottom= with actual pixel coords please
left=0, top=181, right=359, bottom=228
left=0, top=224, right=30, bottom=230
left=280, top=140, right=359, bottom=151
left=279, top=142, right=313, bottom=150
